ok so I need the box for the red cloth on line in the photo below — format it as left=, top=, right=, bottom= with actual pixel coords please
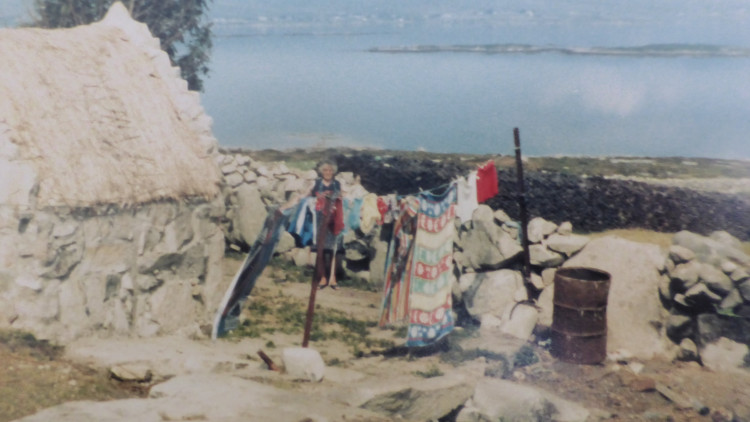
left=376, top=196, right=389, bottom=224
left=316, top=196, right=345, bottom=236
left=476, top=160, right=498, bottom=203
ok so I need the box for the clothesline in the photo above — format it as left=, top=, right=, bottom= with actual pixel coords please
left=383, top=159, right=497, bottom=200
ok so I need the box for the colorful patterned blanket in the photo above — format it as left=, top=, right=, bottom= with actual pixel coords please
left=407, top=185, right=457, bottom=346
left=379, top=186, right=457, bottom=346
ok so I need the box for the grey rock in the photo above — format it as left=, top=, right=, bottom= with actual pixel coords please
left=242, top=169, right=257, bottom=183
left=537, top=284, right=554, bottom=327
left=501, top=222, right=519, bottom=240
left=670, top=261, right=701, bottom=292
left=220, top=162, right=238, bottom=175
left=224, top=172, right=244, bottom=187
left=545, top=233, right=589, bottom=257
left=52, top=221, right=78, bottom=238
left=458, top=329, right=527, bottom=363
left=471, top=204, right=494, bottom=223
left=460, top=221, right=515, bottom=270
left=457, top=378, right=590, bottom=422
left=673, top=230, right=750, bottom=267
left=677, top=338, right=699, bottom=362
left=500, top=303, right=538, bottom=341
left=731, top=268, right=750, bottom=284
left=137, top=252, right=183, bottom=275
left=697, top=313, right=750, bottom=346
left=719, top=288, right=743, bottom=311
left=709, top=231, right=744, bottom=250
left=557, top=221, right=573, bottom=235
left=658, top=275, right=672, bottom=303
left=235, top=154, right=251, bottom=166
left=110, top=363, right=153, bottom=382
left=361, top=375, right=475, bottom=422
left=493, top=209, right=512, bottom=224
left=699, top=263, right=733, bottom=297
left=529, top=244, right=564, bottom=268
left=720, top=260, right=739, bottom=275
left=684, top=283, right=722, bottom=308
left=464, top=270, right=523, bottom=319
left=738, top=279, right=750, bottom=301
left=232, top=184, right=267, bottom=247
left=541, top=268, right=556, bottom=287
left=665, top=313, right=693, bottom=342
left=530, top=273, right=545, bottom=291
left=281, top=347, right=325, bottom=382
left=668, top=245, right=696, bottom=264
left=527, top=217, right=558, bottom=244
left=701, top=337, right=750, bottom=374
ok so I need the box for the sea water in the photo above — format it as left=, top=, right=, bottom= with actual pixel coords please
left=201, top=12, right=750, bottom=159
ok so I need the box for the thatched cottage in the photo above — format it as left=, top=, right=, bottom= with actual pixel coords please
left=0, top=3, right=225, bottom=342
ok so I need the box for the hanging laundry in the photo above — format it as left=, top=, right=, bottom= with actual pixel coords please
left=382, top=194, right=400, bottom=224
left=359, top=193, right=380, bottom=234
left=476, top=160, right=499, bottom=203
left=343, top=197, right=363, bottom=233
left=288, top=196, right=317, bottom=247
left=406, top=185, right=457, bottom=347
left=213, top=206, right=293, bottom=339
left=455, top=171, right=478, bottom=223
left=379, top=196, right=420, bottom=327
left=376, top=196, right=389, bottom=224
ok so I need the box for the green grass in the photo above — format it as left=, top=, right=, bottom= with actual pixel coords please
left=227, top=290, right=394, bottom=354
left=414, top=365, right=444, bottom=378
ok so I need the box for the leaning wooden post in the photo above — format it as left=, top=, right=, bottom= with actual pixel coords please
left=513, top=128, right=535, bottom=299
left=302, top=196, right=333, bottom=348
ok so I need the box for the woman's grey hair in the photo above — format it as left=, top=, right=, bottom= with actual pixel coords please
left=316, top=159, right=338, bottom=174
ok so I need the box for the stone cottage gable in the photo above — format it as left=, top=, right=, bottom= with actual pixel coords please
left=0, top=3, right=226, bottom=343
left=0, top=2, right=220, bottom=208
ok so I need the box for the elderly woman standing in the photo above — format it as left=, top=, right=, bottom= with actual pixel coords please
left=309, top=159, right=344, bottom=290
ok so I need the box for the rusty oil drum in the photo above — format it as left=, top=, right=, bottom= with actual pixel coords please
left=551, top=267, right=611, bottom=364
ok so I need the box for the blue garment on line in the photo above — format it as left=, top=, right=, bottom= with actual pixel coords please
left=344, top=197, right=363, bottom=233
left=288, top=197, right=316, bottom=247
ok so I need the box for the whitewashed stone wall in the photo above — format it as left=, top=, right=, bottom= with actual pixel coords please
left=0, top=199, right=225, bottom=343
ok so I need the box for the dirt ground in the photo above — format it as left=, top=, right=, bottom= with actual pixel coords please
left=2, top=250, right=750, bottom=422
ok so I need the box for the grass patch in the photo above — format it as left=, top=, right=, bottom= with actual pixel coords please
left=585, top=228, right=676, bottom=251
left=414, top=365, right=444, bottom=378
left=227, top=289, right=394, bottom=354
left=586, top=228, right=750, bottom=255
left=513, top=345, right=539, bottom=368
left=0, top=330, right=143, bottom=422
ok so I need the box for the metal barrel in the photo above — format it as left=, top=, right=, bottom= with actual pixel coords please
left=551, top=267, right=611, bottom=364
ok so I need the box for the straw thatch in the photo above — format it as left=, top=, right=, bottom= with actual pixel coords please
left=0, top=3, right=221, bottom=207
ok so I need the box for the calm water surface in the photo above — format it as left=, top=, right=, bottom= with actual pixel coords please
left=202, top=24, right=750, bottom=159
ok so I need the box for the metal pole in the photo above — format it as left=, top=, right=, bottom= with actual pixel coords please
left=513, top=128, right=534, bottom=299
left=302, top=196, right=333, bottom=348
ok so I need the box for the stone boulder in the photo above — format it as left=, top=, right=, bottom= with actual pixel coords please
left=227, top=184, right=266, bottom=248
left=462, top=270, right=525, bottom=320
left=457, top=378, right=590, bottom=422
left=673, top=230, right=750, bottom=267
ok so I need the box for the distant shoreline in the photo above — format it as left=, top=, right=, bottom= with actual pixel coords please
left=368, top=43, right=750, bottom=58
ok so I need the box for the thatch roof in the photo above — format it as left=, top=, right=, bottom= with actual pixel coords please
left=0, top=3, right=221, bottom=208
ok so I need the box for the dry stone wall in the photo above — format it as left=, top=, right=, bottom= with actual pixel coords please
left=661, top=230, right=750, bottom=364
left=328, top=153, right=750, bottom=241
left=0, top=199, right=225, bottom=343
